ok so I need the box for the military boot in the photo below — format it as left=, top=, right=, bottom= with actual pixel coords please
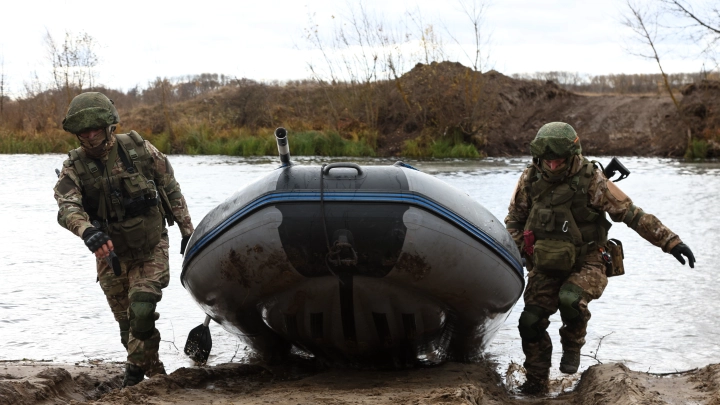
left=145, top=362, right=167, bottom=378
left=559, top=350, right=580, bottom=374
left=122, top=363, right=145, bottom=387
left=519, top=369, right=549, bottom=395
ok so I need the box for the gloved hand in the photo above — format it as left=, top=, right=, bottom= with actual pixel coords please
left=180, top=235, right=190, bottom=255
left=670, top=243, right=695, bottom=268
left=82, top=227, right=111, bottom=255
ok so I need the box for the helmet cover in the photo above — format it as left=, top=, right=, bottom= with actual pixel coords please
left=62, top=92, right=119, bottom=134
left=530, top=122, right=581, bottom=160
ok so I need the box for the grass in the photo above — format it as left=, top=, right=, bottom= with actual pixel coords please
left=684, top=139, right=709, bottom=161
left=0, top=123, right=484, bottom=158
left=0, top=125, right=388, bottom=157
left=401, top=137, right=481, bottom=159
left=0, top=129, right=77, bottom=154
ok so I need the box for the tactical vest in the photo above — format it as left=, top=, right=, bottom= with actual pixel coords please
left=66, top=131, right=163, bottom=260
left=524, top=158, right=612, bottom=272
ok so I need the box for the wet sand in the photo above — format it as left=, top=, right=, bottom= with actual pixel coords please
left=2, top=357, right=718, bottom=405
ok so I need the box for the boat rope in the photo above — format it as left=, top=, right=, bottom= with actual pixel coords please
left=320, top=164, right=342, bottom=283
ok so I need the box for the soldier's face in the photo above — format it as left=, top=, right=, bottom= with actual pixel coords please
left=544, top=158, right=567, bottom=171
left=78, top=128, right=105, bottom=141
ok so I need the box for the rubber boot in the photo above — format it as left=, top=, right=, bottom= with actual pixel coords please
left=560, top=350, right=580, bottom=374
left=122, top=363, right=145, bottom=387
left=520, top=368, right=549, bottom=395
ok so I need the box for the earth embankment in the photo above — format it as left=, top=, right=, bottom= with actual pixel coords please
left=119, top=62, right=720, bottom=158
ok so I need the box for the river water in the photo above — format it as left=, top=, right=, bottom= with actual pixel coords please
left=1, top=154, right=718, bottom=379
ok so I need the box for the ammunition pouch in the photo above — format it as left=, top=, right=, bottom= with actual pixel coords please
left=106, top=206, right=163, bottom=258
left=605, top=239, right=625, bottom=277
left=532, top=239, right=576, bottom=273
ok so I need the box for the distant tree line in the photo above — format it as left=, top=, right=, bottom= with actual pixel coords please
left=510, top=71, right=716, bottom=94
left=0, top=72, right=248, bottom=135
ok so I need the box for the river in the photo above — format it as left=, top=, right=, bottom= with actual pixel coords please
left=1, top=154, right=718, bottom=380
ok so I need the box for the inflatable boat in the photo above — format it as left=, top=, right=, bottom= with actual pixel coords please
left=181, top=128, right=524, bottom=366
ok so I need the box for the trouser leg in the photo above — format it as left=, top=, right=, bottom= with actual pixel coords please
left=519, top=270, right=563, bottom=378
left=126, top=237, right=170, bottom=377
left=97, top=257, right=131, bottom=349
left=559, top=262, right=608, bottom=352
left=520, top=309, right=553, bottom=379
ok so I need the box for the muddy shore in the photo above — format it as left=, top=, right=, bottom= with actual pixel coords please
left=2, top=357, right=718, bottom=405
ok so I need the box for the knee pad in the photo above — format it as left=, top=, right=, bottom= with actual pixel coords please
left=518, top=305, right=548, bottom=343
left=558, top=283, right=584, bottom=323
left=129, top=292, right=158, bottom=341
left=119, top=319, right=130, bottom=349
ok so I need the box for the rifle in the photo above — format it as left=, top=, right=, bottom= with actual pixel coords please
left=602, top=157, right=630, bottom=182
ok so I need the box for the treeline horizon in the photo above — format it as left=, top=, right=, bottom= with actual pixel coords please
left=0, top=69, right=714, bottom=129
left=0, top=66, right=717, bottom=157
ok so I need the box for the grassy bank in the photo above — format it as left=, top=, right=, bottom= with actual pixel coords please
left=0, top=124, right=484, bottom=158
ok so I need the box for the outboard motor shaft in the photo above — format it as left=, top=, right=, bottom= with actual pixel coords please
left=275, top=127, right=291, bottom=166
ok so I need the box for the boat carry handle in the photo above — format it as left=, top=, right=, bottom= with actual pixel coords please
left=323, top=162, right=363, bottom=175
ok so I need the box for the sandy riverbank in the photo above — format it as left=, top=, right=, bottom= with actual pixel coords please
left=1, top=357, right=718, bottom=405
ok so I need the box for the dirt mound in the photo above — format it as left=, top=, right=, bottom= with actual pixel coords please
left=0, top=361, right=123, bottom=405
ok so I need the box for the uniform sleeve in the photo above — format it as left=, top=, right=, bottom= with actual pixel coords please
left=146, top=141, right=195, bottom=237
left=587, top=168, right=681, bottom=253
left=504, top=168, right=532, bottom=252
left=53, top=161, right=93, bottom=238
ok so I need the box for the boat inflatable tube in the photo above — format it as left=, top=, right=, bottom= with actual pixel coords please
left=181, top=161, right=524, bottom=366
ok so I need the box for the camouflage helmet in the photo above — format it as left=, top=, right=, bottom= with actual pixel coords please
left=62, top=92, right=119, bottom=134
left=529, top=122, right=581, bottom=160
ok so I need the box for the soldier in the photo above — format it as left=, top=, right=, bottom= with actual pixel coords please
left=53, top=92, right=194, bottom=387
left=505, top=122, right=695, bottom=395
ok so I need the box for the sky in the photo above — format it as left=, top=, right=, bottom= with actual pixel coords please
left=0, top=0, right=710, bottom=98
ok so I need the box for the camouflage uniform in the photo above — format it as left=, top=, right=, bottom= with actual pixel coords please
left=505, top=154, right=682, bottom=381
left=54, top=137, right=194, bottom=376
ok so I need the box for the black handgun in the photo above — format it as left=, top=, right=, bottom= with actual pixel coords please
left=603, top=157, right=630, bottom=182
left=91, top=224, right=122, bottom=277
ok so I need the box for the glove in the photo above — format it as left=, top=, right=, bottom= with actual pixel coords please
left=670, top=243, right=695, bottom=268
left=180, top=235, right=190, bottom=255
left=82, top=227, right=111, bottom=254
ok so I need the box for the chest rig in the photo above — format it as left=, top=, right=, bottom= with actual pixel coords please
left=524, top=158, right=612, bottom=270
left=66, top=131, right=163, bottom=259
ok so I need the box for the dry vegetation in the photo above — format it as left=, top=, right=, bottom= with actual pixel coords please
left=1, top=65, right=720, bottom=158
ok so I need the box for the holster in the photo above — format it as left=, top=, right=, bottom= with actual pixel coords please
left=605, top=238, right=625, bottom=277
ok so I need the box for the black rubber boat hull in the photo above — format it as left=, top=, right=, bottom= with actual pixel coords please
left=181, top=163, right=524, bottom=366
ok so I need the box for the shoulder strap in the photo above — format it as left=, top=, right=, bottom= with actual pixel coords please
left=115, top=132, right=151, bottom=172
left=68, top=148, right=98, bottom=188
left=570, top=159, right=600, bottom=222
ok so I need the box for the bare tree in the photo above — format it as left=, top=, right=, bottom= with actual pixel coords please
left=621, top=1, right=679, bottom=109
left=443, top=0, right=492, bottom=72
left=407, top=8, right=446, bottom=66
left=661, top=0, right=720, bottom=70
left=44, top=29, right=99, bottom=104
left=0, top=55, right=5, bottom=124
